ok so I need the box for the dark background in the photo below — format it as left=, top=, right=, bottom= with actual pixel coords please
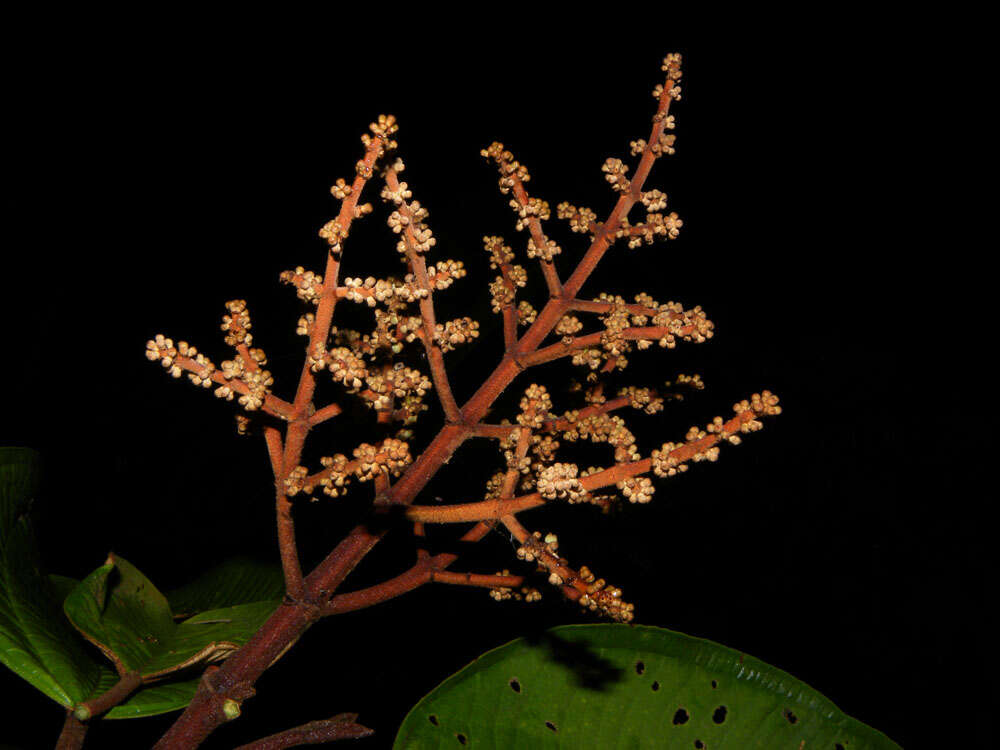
left=1, top=15, right=975, bottom=750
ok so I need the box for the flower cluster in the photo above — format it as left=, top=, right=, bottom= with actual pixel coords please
left=279, top=267, right=324, bottom=304
left=480, top=141, right=530, bottom=195
left=145, top=52, right=783, bottom=637
left=556, top=202, right=598, bottom=234
left=382, top=162, right=436, bottom=255
left=488, top=571, right=542, bottom=603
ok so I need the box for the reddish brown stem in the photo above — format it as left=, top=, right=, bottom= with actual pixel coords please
left=508, top=167, right=562, bottom=297
left=409, top=402, right=769, bottom=524
left=306, top=402, right=343, bottom=426
left=73, top=671, right=142, bottom=721
left=154, top=526, right=382, bottom=748
left=383, top=167, right=462, bottom=422
left=431, top=570, right=525, bottom=588
left=233, top=713, right=373, bottom=749
left=54, top=711, right=88, bottom=750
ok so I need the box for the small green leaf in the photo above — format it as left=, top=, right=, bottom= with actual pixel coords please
left=0, top=448, right=106, bottom=708
left=64, top=554, right=279, bottom=681
left=394, top=624, right=901, bottom=749
left=166, top=557, right=285, bottom=618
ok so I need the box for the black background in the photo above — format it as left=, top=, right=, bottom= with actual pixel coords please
left=1, top=14, right=976, bottom=750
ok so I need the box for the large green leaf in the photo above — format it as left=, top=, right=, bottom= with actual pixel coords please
left=166, top=557, right=285, bottom=618
left=394, top=624, right=901, bottom=749
left=63, top=554, right=280, bottom=681
left=46, top=574, right=202, bottom=719
left=0, top=448, right=105, bottom=707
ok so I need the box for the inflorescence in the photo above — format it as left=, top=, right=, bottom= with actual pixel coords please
left=146, top=52, right=780, bottom=625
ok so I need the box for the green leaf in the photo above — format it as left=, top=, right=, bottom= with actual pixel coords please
left=394, top=624, right=901, bottom=749
left=64, top=554, right=279, bottom=681
left=0, top=447, right=106, bottom=708
left=166, top=557, right=285, bottom=618
left=104, top=674, right=201, bottom=719
left=48, top=574, right=83, bottom=607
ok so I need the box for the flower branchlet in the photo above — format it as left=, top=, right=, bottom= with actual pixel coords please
left=149, top=52, right=785, bottom=748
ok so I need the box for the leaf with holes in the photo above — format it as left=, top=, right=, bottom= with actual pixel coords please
left=63, top=553, right=280, bottom=681
left=394, top=624, right=900, bottom=749
left=0, top=447, right=107, bottom=708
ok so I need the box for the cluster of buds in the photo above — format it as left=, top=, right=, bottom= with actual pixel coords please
left=145, top=334, right=180, bottom=377
left=618, top=476, right=655, bottom=504
left=427, top=260, right=467, bottom=289
left=382, top=162, right=436, bottom=255
left=601, top=158, right=630, bottom=193
left=517, top=301, right=537, bottom=326
left=221, top=300, right=252, bottom=347
left=651, top=392, right=782, bottom=478
left=488, top=570, right=542, bottom=603
left=480, top=141, right=530, bottom=195
left=517, top=384, right=553, bottom=429
left=364, top=114, right=399, bottom=150
left=618, top=210, right=684, bottom=248
left=561, top=412, right=638, bottom=464
left=318, top=219, right=349, bottom=255
left=510, top=197, right=550, bottom=233
left=526, top=236, right=561, bottom=262
left=352, top=439, right=412, bottom=482
left=435, top=317, right=480, bottom=352
left=279, top=267, right=324, bottom=304
left=619, top=386, right=665, bottom=415
left=579, top=579, right=634, bottom=623
left=146, top=299, right=276, bottom=414
left=318, top=454, right=351, bottom=498
left=650, top=301, right=714, bottom=349
left=556, top=202, right=598, bottom=234
left=515, top=531, right=560, bottom=563
left=537, top=463, right=586, bottom=502
left=362, top=364, right=432, bottom=411
left=668, top=372, right=704, bottom=391
left=483, top=235, right=514, bottom=268
left=327, top=347, right=367, bottom=390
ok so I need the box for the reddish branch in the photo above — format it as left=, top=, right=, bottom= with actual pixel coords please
left=72, top=672, right=142, bottom=721
left=383, top=166, right=463, bottom=422
left=233, top=713, right=373, bottom=749
left=54, top=711, right=88, bottom=750
left=151, top=58, right=771, bottom=750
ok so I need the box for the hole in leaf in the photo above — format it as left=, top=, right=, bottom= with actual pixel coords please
left=545, top=721, right=558, bottom=732
left=509, top=678, right=521, bottom=693
left=694, top=741, right=705, bottom=749
left=783, top=708, right=798, bottom=724
left=712, top=705, right=727, bottom=724
left=673, top=708, right=689, bottom=725
left=711, top=679, right=718, bottom=689
left=428, top=715, right=439, bottom=726
left=635, top=660, right=645, bottom=674
left=835, top=745, right=845, bottom=750
left=651, top=680, right=660, bottom=691
left=456, top=733, right=468, bottom=745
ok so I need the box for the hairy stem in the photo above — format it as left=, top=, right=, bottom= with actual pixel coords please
left=54, top=711, right=88, bottom=750
left=233, top=713, right=374, bottom=749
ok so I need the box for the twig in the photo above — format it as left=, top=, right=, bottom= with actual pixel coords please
left=383, top=166, right=462, bottom=422
left=72, top=671, right=142, bottom=721
left=233, top=713, right=374, bottom=749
